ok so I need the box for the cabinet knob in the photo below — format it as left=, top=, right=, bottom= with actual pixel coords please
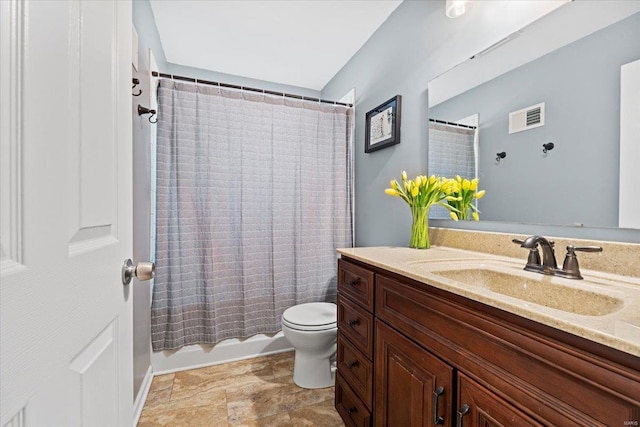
left=348, top=319, right=359, bottom=327
left=348, top=360, right=359, bottom=369
left=346, top=406, right=357, bottom=415
left=348, top=278, right=358, bottom=286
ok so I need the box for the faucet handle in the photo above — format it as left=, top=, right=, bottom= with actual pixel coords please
left=567, top=245, right=603, bottom=253
left=560, top=245, right=603, bottom=280
left=512, top=238, right=541, bottom=266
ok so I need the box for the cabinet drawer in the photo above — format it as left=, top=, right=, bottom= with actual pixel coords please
left=338, top=295, right=374, bottom=358
left=338, top=258, right=374, bottom=312
left=336, top=372, right=372, bottom=427
left=337, top=335, right=373, bottom=409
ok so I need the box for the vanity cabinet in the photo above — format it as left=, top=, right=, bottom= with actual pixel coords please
left=336, top=259, right=375, bottom=426
left=375, top=320, right=453, bottom=427
left=335, top=256, right=640, bottom=427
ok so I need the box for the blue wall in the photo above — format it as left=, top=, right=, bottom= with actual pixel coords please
left=321, top=1, right=640, bottom=244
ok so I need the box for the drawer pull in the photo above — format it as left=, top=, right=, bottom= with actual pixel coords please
left=456, top=404, right=470, bottom=427
left=348, top=319, right=360, bottom=327
left=347, top=360, right=359, bottom=369
left=346, top=406, right=357, bottom=415
left=432, top=386, right=445, bottom=425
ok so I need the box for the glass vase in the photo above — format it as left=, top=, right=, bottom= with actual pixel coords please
left=409, top=205, right=430, bottom=249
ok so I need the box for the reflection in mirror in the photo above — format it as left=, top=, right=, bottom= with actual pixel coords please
left=428, top=117, right=478, bottom=219
left=428, top=2, right=640, bottom=231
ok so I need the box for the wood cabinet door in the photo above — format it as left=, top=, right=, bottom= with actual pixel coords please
left=457, top=373, right=545, bottom=427
left=375, top=320, right=454, bottom=427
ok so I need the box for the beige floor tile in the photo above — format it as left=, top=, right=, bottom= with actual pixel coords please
left=227, top=411, right=293, bottom=427
left=150, top=373, right=175, bottom=392
left=266, top=351, right=295, bottom=378
left=139, top=352, right=343, bottom=427
left=138, top=389, right=227, bottom=427
left=289, top=399, right=344, bottom=426
left=172, top=358, right=274, bottom=401
left=144, top=373, right=175, bottom=408
left=226, top=379, right=334, bottom=425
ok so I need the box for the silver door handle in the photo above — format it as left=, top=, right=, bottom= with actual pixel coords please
left=122, top=259, right=155, bottom=285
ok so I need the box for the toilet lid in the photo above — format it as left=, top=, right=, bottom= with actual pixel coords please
left=282, top=302, right=337, bottom=331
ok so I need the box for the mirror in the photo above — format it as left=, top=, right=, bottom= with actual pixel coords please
left=427, top=2, right=640, bottom=234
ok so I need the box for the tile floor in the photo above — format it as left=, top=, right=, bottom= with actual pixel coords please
left=137, top=351, right=345, bottom=426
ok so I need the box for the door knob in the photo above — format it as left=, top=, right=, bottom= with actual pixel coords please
left=122, top=259, right=155, bottom=285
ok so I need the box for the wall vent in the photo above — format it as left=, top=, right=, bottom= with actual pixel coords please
left=509, top=102, right=545, bottom=134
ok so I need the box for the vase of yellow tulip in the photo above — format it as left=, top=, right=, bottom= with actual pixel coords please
left=385, top=171, right=460, bottom=249
left=446, top=176, right=486, bottom=221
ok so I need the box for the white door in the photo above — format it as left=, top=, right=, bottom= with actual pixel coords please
left=1, top=1, right=134, bottom=426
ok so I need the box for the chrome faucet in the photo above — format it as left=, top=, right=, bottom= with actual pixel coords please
left=513, top=236, right=602, bottom=280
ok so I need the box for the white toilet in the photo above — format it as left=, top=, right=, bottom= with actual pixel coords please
left=281, top=302, right=337, bottom=389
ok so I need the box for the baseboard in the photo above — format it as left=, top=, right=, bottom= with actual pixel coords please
left=132, top=365, right=153, bottom=427
left=151, top=332, right=293, bottom=375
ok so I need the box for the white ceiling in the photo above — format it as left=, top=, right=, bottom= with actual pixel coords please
left=149, top=0, right=403, bottom=91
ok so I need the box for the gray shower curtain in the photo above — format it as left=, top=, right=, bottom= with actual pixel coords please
left=151, top=79, right=353, bottom=351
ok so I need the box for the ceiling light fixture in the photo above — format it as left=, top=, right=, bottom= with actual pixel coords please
left=446, top=0, right=471, bottom=18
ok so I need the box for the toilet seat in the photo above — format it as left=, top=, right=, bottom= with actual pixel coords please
left=282, top=302, right=337, bottom=331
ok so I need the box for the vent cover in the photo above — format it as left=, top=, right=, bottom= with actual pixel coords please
left=509, top=102, right=545, bottom=134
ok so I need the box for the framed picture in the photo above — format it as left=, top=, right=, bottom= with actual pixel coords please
left=365, top=95, right=401, bottom=153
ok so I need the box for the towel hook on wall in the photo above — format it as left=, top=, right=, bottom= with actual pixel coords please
left=132, top=78, right=142, bottom=96
left=138, top=105, right=157, bottom=124
left=542, top=142, right=554, bottom=154
left=496, top=151, right=507, bottom=163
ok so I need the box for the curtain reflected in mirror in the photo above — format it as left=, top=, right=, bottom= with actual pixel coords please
left=428, top=116, right=478, bottom=219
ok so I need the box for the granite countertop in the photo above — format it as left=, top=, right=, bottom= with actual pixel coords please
left=337, top=246, right=640, bottom=357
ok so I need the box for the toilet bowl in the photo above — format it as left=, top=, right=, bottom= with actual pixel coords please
left=281, top=302, right=337, bottom=389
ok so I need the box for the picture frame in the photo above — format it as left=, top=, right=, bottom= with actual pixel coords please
left=365, top=95, right=401, bottom=153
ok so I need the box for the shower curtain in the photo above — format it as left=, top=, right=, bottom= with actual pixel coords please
left=428, top=121, right=476, bottom=219
left=151, top=79, right=353, bottom=351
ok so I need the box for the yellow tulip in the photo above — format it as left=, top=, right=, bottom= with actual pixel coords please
left=475, top=190, right=486, bottom=199
left=456, top=175, right=462, bottom=182
left=390, top=180, right=395, bottom=188
left=411, top=185, right=419, bottom=197
left=402, top=170, right=407, bottom=181
left=462, top=179, right=470, bottom=191
left=449, top=211, right=459, bottom=221
left=472, top=212, right=480, bottom=221
left=470, top=178, right=479, bottom=191
left=429, top=175, right=436, bottom=184
left=385, top=188, right=399, bottom=196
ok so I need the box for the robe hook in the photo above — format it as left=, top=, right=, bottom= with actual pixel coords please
left=543, top=142, right=554, bottom=154
left=132, top=78, right=142, bottom=96
left=496, top=151, right=507, bottom=162
left=138, top=104, right=157, bottom=124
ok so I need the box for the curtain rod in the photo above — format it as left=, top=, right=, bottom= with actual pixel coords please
left=429, top=118, right=477, bottom=130
left=152, top=71, right=353, bottom=107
